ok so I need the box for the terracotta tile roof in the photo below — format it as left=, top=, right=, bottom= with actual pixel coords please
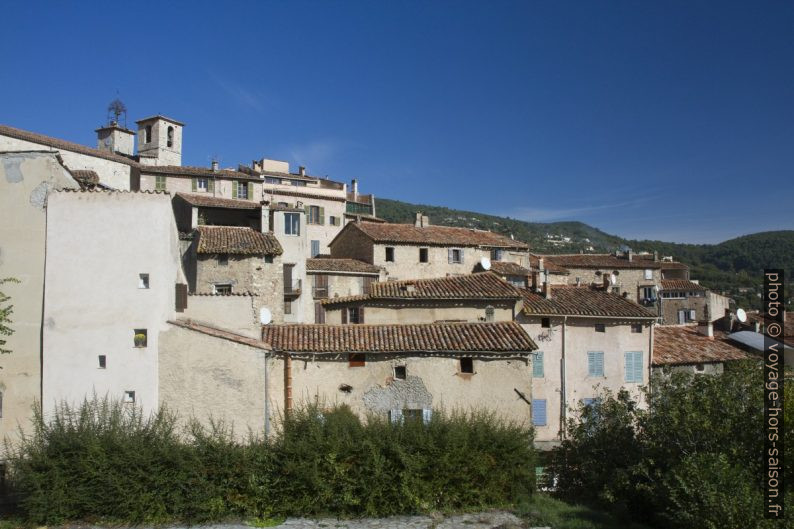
left=520, top=286, right=657, bottom=318
left=261, top=321, right=537, bottom=354
left=337, top=221, right=529, bottom=249
left=175, top=192, right=260, bottom=210
left=0, top=124, right=137, bottom=166
left=142, top=165, right=261, bottom=181
left=660, top=261, right=689, bottom=270
left=660, top=279, right=705, bottom=291
left=136, top=115, right=185, bottom=126
left=653, top=325, right=751, bottom=366
left=169, top=319, right=270, bottom=350
left=307, top=257, right=381, bottom=275
left=542, top=253, right=684, bottom=270
left=529, top=254, right=570, bottom=274
left=489, top=261, right=531, bottom=276
left=323, top=272, right=522, bottom=306
left=69, top=169, right=100, bottom=185
left=742, top=312, right=794, bottom=346
left=344, top=213, right=386, bottom=223
left=196, top=226, right=282, bottom=255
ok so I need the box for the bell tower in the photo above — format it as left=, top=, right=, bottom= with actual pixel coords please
left=136, top=114, right=184, bottom=166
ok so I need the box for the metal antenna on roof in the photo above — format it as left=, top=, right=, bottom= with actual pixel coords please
left=106, top=97, right=127, bottom=128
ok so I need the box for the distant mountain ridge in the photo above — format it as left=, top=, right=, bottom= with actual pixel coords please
left=375, top=198, right=793, bottom=310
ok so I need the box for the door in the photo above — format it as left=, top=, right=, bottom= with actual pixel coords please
left=678, top=310, right=686, bottom=324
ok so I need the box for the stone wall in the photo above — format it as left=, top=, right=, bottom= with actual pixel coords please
left=661, top=295, right=707, bottom=324
left=561, top=266, right=661, bottom=303
left=329, top=225, right=375, bottom=263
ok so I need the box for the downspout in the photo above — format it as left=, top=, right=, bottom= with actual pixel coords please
left=284, top=353, right=293, bottom=415
left=559, top=315, right=568, bottom=440
left=648, top=321, right=655, bottom=402
left=261, top=326, right=270, bottom=437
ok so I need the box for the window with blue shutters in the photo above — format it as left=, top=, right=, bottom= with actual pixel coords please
left=311, top=240, right=320, bottom=257
left=582, top=398, right=598, bottom=407
left=532, top=351, right=544, bottom=378
left=532, top=399, right=547, bottom=426
left=587, top=351, right=604, bottom=377
left=624, top=351, right=643, bottom=383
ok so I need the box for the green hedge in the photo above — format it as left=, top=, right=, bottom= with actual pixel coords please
left=7, top=400, right=535, bottom=524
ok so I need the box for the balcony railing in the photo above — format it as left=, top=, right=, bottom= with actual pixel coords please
left=285, top=279, right=302, bottom=297
left=312, top=286, right=329, bottom=299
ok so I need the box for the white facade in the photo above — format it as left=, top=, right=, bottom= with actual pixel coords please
left=266, top=206, right=309, bottom=323
left=42, top=191, right=184, bottom=416
left=136, top=116, right=183, bottom=166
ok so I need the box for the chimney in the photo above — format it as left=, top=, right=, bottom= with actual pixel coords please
left=415, top=212, right=423, bottom=227
left=627, top=249, right=633, bottom=262
left=211, top=159, right=219, bottom=172
left=754, top=321, right=761, bottom=333
left=653, top=250, right=659, bottom=262
left=299, top=166, right=306, bottom=177
left=538, top=257, right=545, bottom=272
left=422, top=215, right=429, bottom=227
left=351, top=179, right=358, bottom=200
left=697, top=320, right=714, bottom=339
left=543, top=273, right=552, bottom=299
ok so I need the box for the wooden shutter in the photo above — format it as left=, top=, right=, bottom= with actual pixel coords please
left=533, top=352, right=544, bottom=378
left=314, top=302, right=325, bottom=324
left=359, top=306, right=365, bottom=324
left=342, top=307, right=348, bottom=324
left=448, top=248, right=453, bottom=263
left=248, top=182, right=253, bottom=200
left=588, top=351, right=604, bottom=377
left=283, top=264, right=293, bottom=291
left=232, top=181, right=238, bottom=199
left=422, top=409, right=433, bottom=425
left=191, top=178, right=197, bottom=191
left=459, top=249, right=464, bottom=262
left=532, top=399, right=546, bottom=426
left=175, top=283, right=188, bottom=312
left=633, top=352, right=643, bottom=383
left=208, top=179, right=214, bottom=193
left=625, top=352, right=633, bottom=382
left=319, top=206, right=325, bottom=225
left=363, top=276, right=374, bottom=293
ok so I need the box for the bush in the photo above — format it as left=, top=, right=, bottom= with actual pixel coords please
left=7, top=400, right=535, bottom=524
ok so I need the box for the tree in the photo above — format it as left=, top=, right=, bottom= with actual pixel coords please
left=0, top=277, right=20, bottom=356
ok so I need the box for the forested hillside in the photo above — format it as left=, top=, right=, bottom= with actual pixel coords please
left=375, top=198, right=793, bottom=310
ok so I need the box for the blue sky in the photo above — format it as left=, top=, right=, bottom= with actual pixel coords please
left=1, top=1, right=792, bottom=244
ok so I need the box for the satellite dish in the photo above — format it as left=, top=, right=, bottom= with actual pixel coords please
left=480, top=257, right=491, bottom=271
left=259, top=307, right=272, bottom=325
left=736, top=308, right=747, bottom=323
left=609, top=273, right=617, bottom=286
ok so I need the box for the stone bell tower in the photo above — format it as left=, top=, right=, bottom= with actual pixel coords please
left=136, top=114, right=184, bottom=166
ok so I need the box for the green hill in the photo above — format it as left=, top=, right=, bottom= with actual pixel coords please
left=375, top=198, right=793, bottom=310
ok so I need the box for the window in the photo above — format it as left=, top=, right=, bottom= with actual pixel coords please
left=284, top=299, right=292, bottom=314
left=532, top=399, right=547, bottom=426
left=582, top=398, right=598, bottom=408
left=123, top=391, right=136, bottom=404
left=307, top=205, right=323, bottom=225
left=419, top=248, right=429, bottom=263
left=644, top=269, right=653, bottom=280
left=631, top=324, right=643, bottom=333
left=138, top=273, right=149, bottom=289
left=197, top=178, right=208, bottom=192
left=541, top=317, right=550, bottom=328
left=311, top=240, right=320, bottom=257
left=133, top=329, right=147, bottom=348
left=390, top=408, right=432, bottom=425
left=312, top=274, right=328, bottom=298
left=236, top=181, right=249, bottom=199
left=385, top=247, right=395, bottom=262
left=532, top=351, right=544, bottom=378
left=695, top=363, right=705, bottom=372
left=265, top=177, right=281, bottom=185
left=448, top=248, right=463, bottom=264
left=218, top=254, right=229, bottom=266
left=347, top=307, right=362, bottom=324
left=314, top=302, right=325, bottom=323
left=349, top=353, right=366, bottom=367
left=485, top=305, right=495, bottom=323
left=167, top=126, right=174, bottom=148
left=264, top=255, right=273, bottom=264
left=213, top=283, right=232, bottom=295
left=460, top=357, right=474, bottom=374
left=641, top=287, right=655, bottom=300
left=594, top=323, right=606, bottom=333
left=490, top=248, right=503, bottom=261
left=588, top=351, right=604, bottom=377
left=144, top=125, right=152, bottom=144
left=98, top=355, right=106, bottom=369
left=329, top=215, right=340, bottom=226
left=285, top=213, right=300, bottom=235
left=394, top=365, right=407, bottom=379
left=155, top=175, right=166, bottom=191
left=624, top=351, right=644, bottom=383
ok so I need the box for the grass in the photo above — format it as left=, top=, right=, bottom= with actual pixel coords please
left=516, top=494, right=652, bottom=529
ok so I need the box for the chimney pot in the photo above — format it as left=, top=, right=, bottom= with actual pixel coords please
left=538, top=257, right=545, bottom=271
left=627, top=249, right=633, bottom=262
left=653, top=250, right=659, bottom=262
left=299, top=166, right=306, bottom=177
left=422, top=215, right=429, bottom=227
left=698, top=320, right=714, bottom=339
left=415, top=212, right=423, bottom=227
left=543, top=274, right=552, bottom=299
left=211, top=160, right=219, bottom=172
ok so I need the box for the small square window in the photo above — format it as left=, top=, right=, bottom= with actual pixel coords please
left=485, top=305, right=495, bottom=323
left=348, top=307, right=361, bottom=324
left=695, top=363, right=705, bottom=372
left=133, top=329, right=147, bottom=347
left=349, top=353, right=366, bottom=367
left=631, top=324, right=643, bottom=333
left=197, top=178, right=208, bottom=191
left=330, top=215, right=339, bottom=226
left=644, top=269, right=653, bottom=280
left=450, top=248, right=463, bottom=264
left=394, top=365, right=407, bottom=379
left=138, top=273, right=149, bottom=289
left=460, top=357, right=474, bottom=374
left=541, top=317, right=550, bottom=328
left=264, top=255, right=274, bottom=264
left=218, top=254, right=229, bottom=266
left=490, top=249, right=503, bottom=261
left=385, top=247, right=395, bottom=262
left=98, top=355, right=106, bottom=369
left=419, top=248, right=428, bottom=263
left=595, top=323, right=606, bottom=333
left=214, top=283, right=232, bottom=295
left=123, top=390, right=135, bottom=403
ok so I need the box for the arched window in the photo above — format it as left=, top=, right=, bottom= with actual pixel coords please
left=167, top=126, right=174, bottom=148
left=145, top=125, right=152, bottom=144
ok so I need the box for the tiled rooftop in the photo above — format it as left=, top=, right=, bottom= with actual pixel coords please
left=175, top=192, right=260, bottom=210
left=260, top=321, right=537, bottom=354
left=142, top=165, right=261, bottom=181
left=660, top=279, right=706, bottom=291
left=520, top=286, right=657, bottom=318
left=169, top=319, right=269, bottom=350
left=0, top=124, right=137, bottom=166
left=542, top=253, right=685, bottom=270
left=653, top=325, right=751, bottom=366
left=196, top=226, right=282, bottom=255
left=307, top=257, right=381, bottom=275
left=489, top=261, right=531, bottom=276
left=340, top=221, right=529, bottom=249
left=529, top=254, right=570, bottom=274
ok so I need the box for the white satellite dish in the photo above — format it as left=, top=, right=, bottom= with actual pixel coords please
left=259, top=307, right=272, bottom=325
left=609, top=273, right=617, bottom=286
left=736, top=308, right=747, bottom=323
left=480, top=257, right=491, bottom=271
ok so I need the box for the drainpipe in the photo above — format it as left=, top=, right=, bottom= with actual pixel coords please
left=261, top=326, right=271, bottom=437
left=647, top=322, right=654, bottom=402
left=559, top=315, right=568, bottom=440
left=284, top=353, right=293, bottom=414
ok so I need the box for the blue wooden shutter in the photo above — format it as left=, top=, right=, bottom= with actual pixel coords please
left=625, top=352, right=642, bottom=383
left=588, top=352, right=604, bottom=377
left=533, top=352, right=544, bottom=378
left=624, top=352, right=632, bottom=382
left=422, top=409, right=432, bottom=425
left=232, top=181, right=238, bottom=199
left=633, top=352, right=643, bottom=383
left=532, top=399, right=547, bottom=426
left=390, top=409, right=403, bottom=424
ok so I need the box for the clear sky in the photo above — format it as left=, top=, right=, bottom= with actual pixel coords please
left=2, top=1, right=792, bottom=244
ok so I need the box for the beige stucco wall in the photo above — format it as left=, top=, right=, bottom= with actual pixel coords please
left=182, top=295, right=261, bottom=338
left=707, top=291, right=731, bottom=322
left=562, top=267, right=661, bottom=304
left=323, top=300, right=518, bottom=325
left=42, top=191, right=184, bottom=418
left=0, top=134, right=133, bottom=190
left=139, top=173, right=263, bottom=204
left=268, top=209, right=308, bottom=323
left=0, top=152, right=80, bottom=455
left=660, top=295, right=707, bottom=324
left=158, top=324, right=273, bottom=439
left=518, top=315, right=652, bottom=448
